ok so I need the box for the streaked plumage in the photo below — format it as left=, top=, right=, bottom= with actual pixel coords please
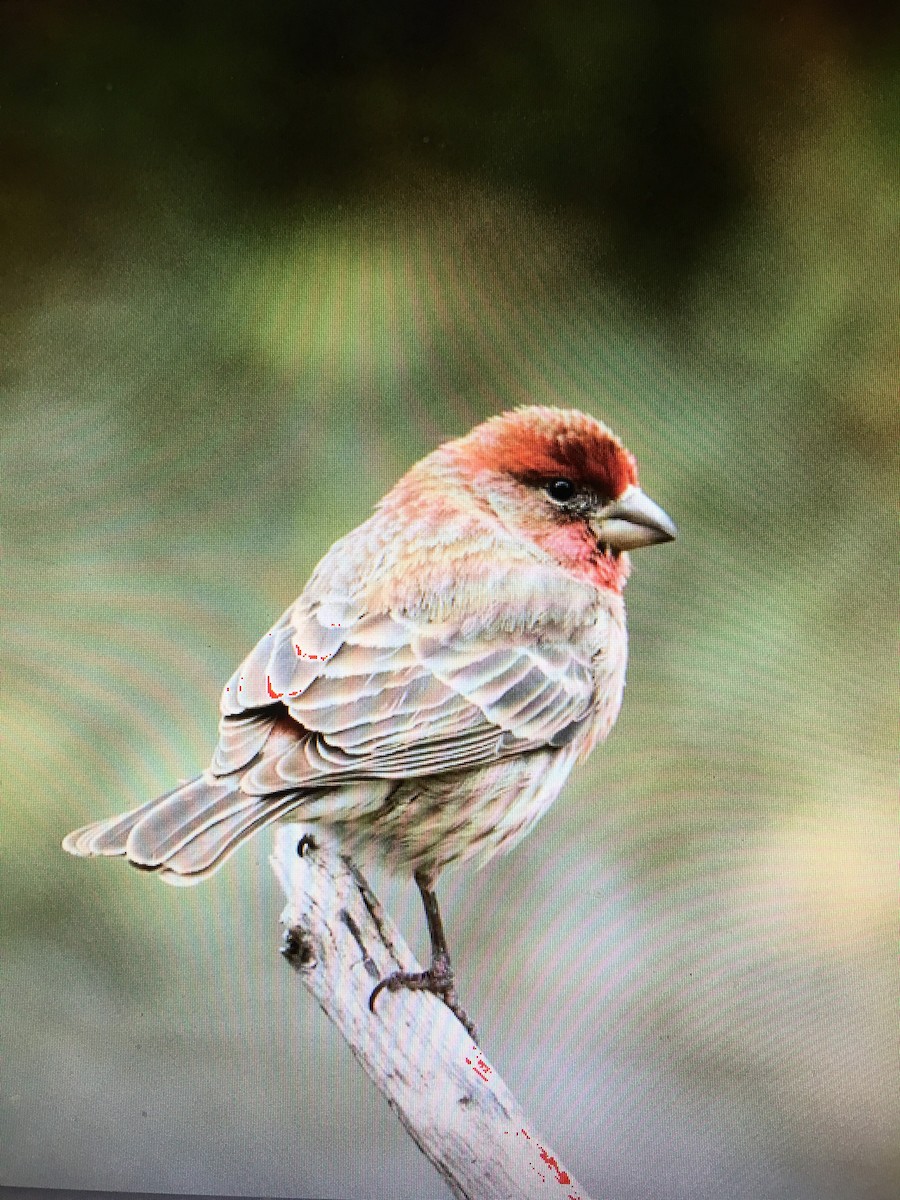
left=64, top=406, right=675, bottom=1030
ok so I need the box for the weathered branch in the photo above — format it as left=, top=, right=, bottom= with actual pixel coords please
left=271, top=824, right=596, bottom=1200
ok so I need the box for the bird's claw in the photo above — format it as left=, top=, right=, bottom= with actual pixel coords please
left=368, top=954, right=478, bottom=1040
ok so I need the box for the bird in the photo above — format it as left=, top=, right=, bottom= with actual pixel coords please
left=64, top=406, right=675, bottom=1036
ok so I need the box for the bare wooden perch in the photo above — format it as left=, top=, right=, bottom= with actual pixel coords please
left=271, top=824, right=596, bottom=1200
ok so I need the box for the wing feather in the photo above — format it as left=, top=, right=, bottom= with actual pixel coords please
left=212, top=594, right=596, bottom=796
left=65, top=559, right=611, bottom=884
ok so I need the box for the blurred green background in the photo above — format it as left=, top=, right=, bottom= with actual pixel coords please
left=2, top=3, right=897, bottom=1198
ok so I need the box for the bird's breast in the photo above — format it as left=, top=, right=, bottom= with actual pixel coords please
left=578, top=596, right=629, bottom=760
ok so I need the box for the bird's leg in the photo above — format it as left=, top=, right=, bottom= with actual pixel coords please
left=368, top=869, right=478, bottom=1040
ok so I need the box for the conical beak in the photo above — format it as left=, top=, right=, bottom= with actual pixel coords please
left=591, top=485, right=677, bottom=551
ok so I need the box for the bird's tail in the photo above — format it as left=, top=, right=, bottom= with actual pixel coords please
left=62, top=774, right=303, bottom=886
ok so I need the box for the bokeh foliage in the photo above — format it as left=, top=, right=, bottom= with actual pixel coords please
left=2, top=4, right=897, bottom=1198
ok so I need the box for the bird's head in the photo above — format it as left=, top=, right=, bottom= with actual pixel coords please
left=444, top=406, right=676, bottom=591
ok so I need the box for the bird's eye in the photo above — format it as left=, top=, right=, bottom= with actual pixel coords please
left=545, top=479, right=575, bottom=502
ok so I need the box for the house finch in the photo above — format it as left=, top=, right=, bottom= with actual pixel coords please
left=64, top=406, right=675, bottom=1035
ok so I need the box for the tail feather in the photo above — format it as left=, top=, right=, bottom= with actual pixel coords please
left=156, top=794, right=307, bottom=885
left=124, top=774, right=261, bottom=866
left=64, top=773, right=395, bottom=886
left=63, top=775, right=303, bottom=885
left=62, top=782, right=184, bottom=858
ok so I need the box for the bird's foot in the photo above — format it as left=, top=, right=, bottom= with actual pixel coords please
left=368, top=952, right=478, bottom=1040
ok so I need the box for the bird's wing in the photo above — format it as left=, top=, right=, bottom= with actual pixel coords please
left=211, top=593, right=596, bottom=791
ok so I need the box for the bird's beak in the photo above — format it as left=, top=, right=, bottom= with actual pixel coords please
left=591, top=485, right=677, bottom=551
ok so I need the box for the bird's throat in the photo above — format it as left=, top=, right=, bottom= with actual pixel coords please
left=532, top=521, right=631, bottom=592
